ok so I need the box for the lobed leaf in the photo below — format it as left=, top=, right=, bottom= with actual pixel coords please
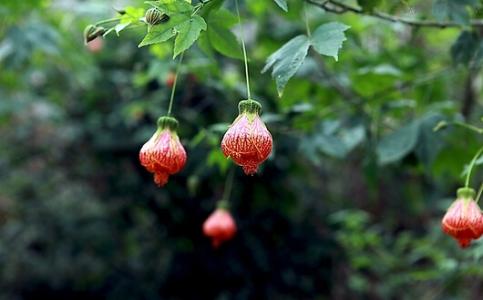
left=262, top=35, right=310, bottom=97
left=310, top=22, right=350, bottom=61
left=173, top=15, right=207, bottom=58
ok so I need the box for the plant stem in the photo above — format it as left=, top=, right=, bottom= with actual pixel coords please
left=221, top=167, right=235, bottom=202
left=95, top=17, right=121, bottom=26
left=465, top=145, right=483, bottom=187
left=453, top=121, right=483, bottom=134
left=476, top=182, right=483, bottom=203
left=167, top=52, right=184, bottom=116
left=235, top=0, right=252, bottom=100
left=304, top=3, right=311, bottom=37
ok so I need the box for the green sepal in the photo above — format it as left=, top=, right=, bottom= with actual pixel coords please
left=216, top=200, right=230, bottom=210
left=157, top=116, right=179, bottom=131
left=238, top=99, right=262, bottom=115
left=457, top=187, right=476, bottom=199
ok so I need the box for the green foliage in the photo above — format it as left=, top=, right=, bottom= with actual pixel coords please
left=262, top=22, right=350, bottom=96
left=376, top=119, right=420, bottom=165
left=357, top=0, right=383, bottom=12
left=310, top=22, right=351, bottom=60
left=173, top=15, right=207, bottom=57
left=262, top=35, right=311, bottom=97
left=201, top=9, right=243, bottom=59
left=451, top=30, right=483, bottom=66
left=432, top=0, right=479, bottom=24
left=274, top=0, right=288, bottom=12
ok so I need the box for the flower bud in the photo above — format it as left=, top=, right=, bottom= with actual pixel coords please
left=221, top=100, right=273, bottom=175
left=139, top=116, right=187, bottom=187
left=203, top=206, right=237, bottom=248
left=83, top=25, right=105, bottom=44
left=145, top=8, right=169, bottom=26
left=441, top=188, right=483, bottom=248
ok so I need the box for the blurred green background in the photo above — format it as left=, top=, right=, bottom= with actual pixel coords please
left=0, top=0, right=482, bottom=299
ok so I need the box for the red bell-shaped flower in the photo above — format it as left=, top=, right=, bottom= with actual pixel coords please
left=441, top=188, right=483, bottom=248
left=203, top=203, right=237, bottom=248
left=139, top=116, right=187, bottom=187
left=221, top=100, right=273, bottom=175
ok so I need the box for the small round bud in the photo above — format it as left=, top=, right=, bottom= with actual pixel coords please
left=83, top=25, right=105, bottom=44
left=145, top=8, right=169, bottom=25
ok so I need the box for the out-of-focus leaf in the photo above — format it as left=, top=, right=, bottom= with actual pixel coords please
left=432, top=0, right=478, bottom=25
left=274, top=0, right=288, bottom=12
left=376, top=120, right=420, bottom=165
left=205, top=10, right=243, bottom=59
left=310, top=22, right=350, bottom=61
left=451, top=30, right=483, bottom=66
left=415, top=113, right=446, bottom=166
left=262, top=35, right=310, bottom=96
left=357, top=0, right=382, bottom=12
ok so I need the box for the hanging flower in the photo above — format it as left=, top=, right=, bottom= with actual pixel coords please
left=203, top=203, right=237, bottom=248
left=221, top=100, right=273, bottom=175
left=139, top=116, right=187, bottom=187
left=441, top=188, right=483, bottom=248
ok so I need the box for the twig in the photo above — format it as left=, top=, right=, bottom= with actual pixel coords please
left=306, top=0, right=483, bottom=28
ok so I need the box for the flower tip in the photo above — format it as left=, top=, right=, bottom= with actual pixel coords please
left=242, top=165, right=258, bottom=175
left=212, top=239, right=222, bottom=249
left=154, top=172, right=169, bottom=187
left=458, top=238, right=472, bottom=248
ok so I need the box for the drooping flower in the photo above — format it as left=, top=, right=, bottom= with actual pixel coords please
left=139, top=116, right=187, bottom=187
left=203, top=204, right=237, bottom=248
left=221, top=99, right=273, bottom=175
left=441, top=187, right=483, bottom=248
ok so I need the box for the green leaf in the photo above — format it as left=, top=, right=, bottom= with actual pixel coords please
left=415, top=114, right=446, bottom=166
left=199, top=0, right=225, bottom=17
left=123, top=6, right=145, bottom=21
left=274, top=0, right=288, bottom=12
left=376, top=120, right=420, bottom=165
left=197, top=31, right=215, bottom=58
left=115, top=22, right=131, bottom=35
left=208, top=8, right=238, bottom=27
left=357, top=0, right=382, bottom=12
left=146, top=0, right=193, bottom=14
left=432, top=0, right=478, bottom=25
left=262, top=35, right=310, bottom=96
left=301, top=122, right=365, bottom=160
left=451, top=30, right=483, bottom=66
left=203, top=9, right=242, bottom=59
left=310, top=22, right=350, bottom=61
left=138, top=14, right=189, bottom=47
left=107, top=6, right=144, bottom=36
left=173, top=15, right=207, bottom=58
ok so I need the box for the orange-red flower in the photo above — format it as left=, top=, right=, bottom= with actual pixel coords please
left=139, top=116, right=186, bottom=187
left=203, top=207, right=237, bottom=248
left=441, top=188, right=483, bottom=248
left=221, top=100, right=273, bottom=175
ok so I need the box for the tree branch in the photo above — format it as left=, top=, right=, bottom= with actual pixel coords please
left=306, top=0, right=483, bottom=28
